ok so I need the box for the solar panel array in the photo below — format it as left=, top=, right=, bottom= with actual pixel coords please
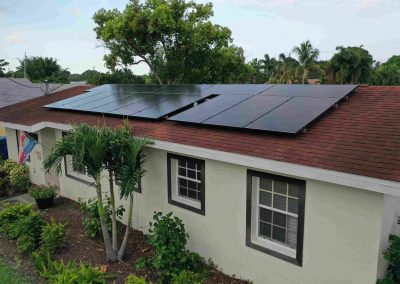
left=44, top=84, right=357, bottom=134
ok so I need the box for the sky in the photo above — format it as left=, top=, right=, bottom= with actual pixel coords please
left=0, top=0, right=399, bottom=75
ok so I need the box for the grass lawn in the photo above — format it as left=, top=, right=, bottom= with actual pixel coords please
left=0, top=256, right=31, bottom=284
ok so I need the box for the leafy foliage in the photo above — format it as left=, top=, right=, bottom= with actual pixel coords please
left=377, top=235, right=400, bottom=284
left=93, top=0, right=247, bottom=84
left=0, top=159, right=30, bottom=195
left=172, top=270, right=206, bottom=284
left=15, top=56, right=70, bottom=83
left=40, top=219, right=66, bottom=254
left=125, top=274, right=149, bottom=284
left=29, top=185, right=57, bottom=200
left=143, top=212, right=208, bottom=281
left=0, top=59, right=9, bottom=77
left=79, top=197, right=124, bottom=238
left=33, top=253, right=113, bottom=284
left=84, top=69, right=145, bottom=85
left=371, top=56, right=400, bottom=86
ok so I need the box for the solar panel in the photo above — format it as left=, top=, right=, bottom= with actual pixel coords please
left=45, top=84, right=357, bottom=134
left=246, top=97, right=338, bottom=133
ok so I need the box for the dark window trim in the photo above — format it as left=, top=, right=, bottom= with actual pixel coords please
left=246, top=169, right=305, bottom=266
left=167, top=153, right=205, bottom=215
left=62, top=131, right=92, bottom=186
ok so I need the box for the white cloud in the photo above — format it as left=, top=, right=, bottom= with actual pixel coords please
left=5, top=33, right=25, bottom=43
left=64, top=7, right=81, bottom=17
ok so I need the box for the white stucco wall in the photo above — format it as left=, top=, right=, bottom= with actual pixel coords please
left=6, top=127, right=387, bottom=284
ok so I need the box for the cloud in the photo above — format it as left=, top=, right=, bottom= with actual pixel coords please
left=356, top=0, right=400, bottom=16
left=5, top=33, right=26, bottom=43
left=212, top=0, right=324, bottom=8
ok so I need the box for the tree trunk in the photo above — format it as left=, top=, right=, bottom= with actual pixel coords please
left=96, top=177, right=118, bottom=262
left=118, top=193, right=133, bottom=261
left=108, top=171, right=118, bottom=253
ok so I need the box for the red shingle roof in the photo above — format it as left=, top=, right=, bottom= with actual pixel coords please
left=1, top=85, right=399, bottom=182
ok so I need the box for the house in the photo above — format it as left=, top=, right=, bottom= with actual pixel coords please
left=0, top=84, right=399, bottom=284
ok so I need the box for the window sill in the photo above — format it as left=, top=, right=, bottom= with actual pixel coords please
left=168, top=199, right=205, bottom=215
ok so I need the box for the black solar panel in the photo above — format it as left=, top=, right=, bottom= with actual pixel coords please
left=45, top=84, right=357, bottom=134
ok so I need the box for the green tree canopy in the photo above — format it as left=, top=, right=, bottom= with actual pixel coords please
left=0, top=59, right=9, bottom=77
left=292, top=40, right=320, bottom=84
left=83, top=69, right=145, bottom=85
left=370, top=55, right=400, bottom=86
left=93, top=0, right=247, bottom=84
left=15, top=56, right=70, bottom=83
left=328, top=46, right=373, bottom=84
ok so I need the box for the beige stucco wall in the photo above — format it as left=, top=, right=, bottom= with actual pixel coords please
left=6, top=127, right=387, bottom=284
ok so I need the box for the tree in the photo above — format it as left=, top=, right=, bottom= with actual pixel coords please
left=268, top=53, right=299, bottom=84
left=328, top=46, right=373, bottom=84
left=370, top=55, right=400, bottom=85
left=0, top=59, right=9, bottom=77
left=84, top=69, right=146, bottom=85
left=93, top=0, right=246, bottom=84
left=114, top=122, right=153, bottom=260
left=43, top=124, right=117, bottom=262
left=292, top=40, right=319, bottom=84
left=16, top=56, right=70, bottom=83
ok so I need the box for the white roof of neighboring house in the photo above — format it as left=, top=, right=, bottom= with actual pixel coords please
left=0, top=78, right=44, bottom=108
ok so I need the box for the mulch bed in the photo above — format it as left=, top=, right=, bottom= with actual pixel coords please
left=0, top=197, right=250, bottom=283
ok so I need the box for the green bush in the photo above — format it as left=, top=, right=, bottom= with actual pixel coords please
left=16, top=234, right=37, bottom=254
left=383, top=235, right=400, bottom=282
left=377, top=276, right=396, bottom=284
left=0, top=203, right=45, bottom=254
left=144, top=212, right=208, bottom=281
left=30, top=185, right=57, bottom=200
left=0, top=169, right=11, bottom=197
left=0, top=160, right=30, bottom=193
left=125, top=274, right=149, bottom=284
left=172, top=270, right=205, bottom=284
left=33, top=253, right=113, bottom=284
left=79, top=197, right=124, bottom=238
left=40, top=219, right=66, bottom=254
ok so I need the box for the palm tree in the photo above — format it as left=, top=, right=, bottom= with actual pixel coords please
left=43, top=124, right=118, bottom=262
left=292, top=40, right=320, bottom=84
left=115, top=122, right=153, bottom=260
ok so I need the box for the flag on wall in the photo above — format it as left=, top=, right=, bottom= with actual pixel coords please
left=18, top=132, right=37, bottom=164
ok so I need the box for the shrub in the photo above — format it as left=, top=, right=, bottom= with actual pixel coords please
left=34, top=253, right=113, bottom=284
left=0, top=203, right=35, bottom=237
left=172, top=270, right=205, bottom=284
left=0, top=168, right=11, bottom=197
left=79, top=197, right=124, bottom=238
left=125, top=274, right=148, bottom=284
left=383, top=235, right=400, bottom=282
left=145, top=212, right=208, bottom=281
left=16, top=234, right=37, bottom=254
left=0, top=160, right=30, bottom=193
left=30, top=185, right=57, bottom=200
left=40, top=219, right=66, bottom=254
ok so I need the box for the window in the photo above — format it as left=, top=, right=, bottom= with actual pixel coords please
left=246, top=170, right=305, bottom=266
left=167, top=153, right=205, bottom=215
left=16, top=130, right=38, bottom=162
left=62, top=132, right=92, bottom=185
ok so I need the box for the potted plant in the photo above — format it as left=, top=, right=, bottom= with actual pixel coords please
left=29, top=185, right=57, bottom=209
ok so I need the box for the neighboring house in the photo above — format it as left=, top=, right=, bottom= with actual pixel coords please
left=0, top=84, right=400, bottom=284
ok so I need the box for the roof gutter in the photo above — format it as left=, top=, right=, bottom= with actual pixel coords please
left=2, top=120, right=400, bottom=196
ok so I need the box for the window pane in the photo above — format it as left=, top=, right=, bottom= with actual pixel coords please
left=259, top=190, right=272, bottom=206
left=287, top=216, right=298, bottom=232
left=178, top=178, right=187, bottom=187
left=197, top=191, right=202, bottom=201
left=289, top=184, right=300, bottom=198
left=188, top=169, right=196, bottom=179
left=179, top=187, right=187, bottom=197
left=178, top=167, right=186, bottom=176
left=274, top=180, right=287, bottom=195
left=259, top=222, right=271, bottom=238
left=259, top=207, right=272, bottom=223
left=288, top=198, right=298, bottom=214
left=178, top=159, right=186, bottom=167
left=273, top=194, right=287, bottom=211
left=287, top=230, right=297, bottom=248
left=188, top=189, right=197, bottom=199
left=187, top=160, right=196, bottom=170
left=272, top=226, right=286, bottom=243
left=197, top=171, right=202, bottom=181
left=188, top=180, right=197, bottom=190
left=273, top=211, right=287, bottom=227
left=260, top=177, right=272, bottom=190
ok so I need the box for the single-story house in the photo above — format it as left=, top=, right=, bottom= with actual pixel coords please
left=0, top=84, right=399, bottom=284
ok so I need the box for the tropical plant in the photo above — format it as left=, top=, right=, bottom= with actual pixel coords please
left=172, top=270, right=205, bottom=284
left=0, top=59, right=9, bottom=77
left=370, top=56, right=400, bottom=86
left=0, top=159, right=30, bottom=194
left=292, top=40, right=320, bottom=84
left=114, top=121, right=153, bottom=260
left=29, top=185, right=57, bottom=200
left=125, top=274, right=149, bottom=284
left=43, top=124, right=118, bottom=261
